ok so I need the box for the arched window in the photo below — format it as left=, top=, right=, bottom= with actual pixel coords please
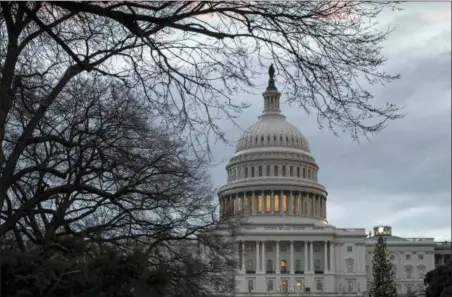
left=392, top=264, right=397, bottom=276
left=280, top=259, right=287, bottom=273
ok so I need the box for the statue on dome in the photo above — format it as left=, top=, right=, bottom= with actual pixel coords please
left=266, top=63, right=277, bottom=91
left=269, top=63, right=275, bottom=79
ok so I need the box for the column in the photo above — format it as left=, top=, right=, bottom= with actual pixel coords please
left=276, top=241, right=280, bottom=274
left=288, top=191, right=293, bottom=215
left=355, top=244, right=359, bottom=272
left=310, top=241, right=314, bottom=272
left=252, top=191, right=256, bottom=215
left=304, top=241, right=308, bottom=272
left=262, top=241, right=266, bottom=273
left=241, top=241, right=246, bottom=273
left=330, top=241, right=335, bottom=272
left=280, top=190, right=284, bottom=214
left=271, top=191, right=274, bottom=214
left=324, top=241, right=328, bottom=272
left=290, top=240, right=294, bottom=274
left=256, top=241, right=260, bottom=272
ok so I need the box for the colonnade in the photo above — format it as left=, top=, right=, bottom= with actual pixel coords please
left=220, top=190, right=326, bottom=219
left=238, top=240, right=335, bottom=274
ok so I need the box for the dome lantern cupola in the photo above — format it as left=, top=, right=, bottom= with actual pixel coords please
left=262, top=64, right=281, bottom=115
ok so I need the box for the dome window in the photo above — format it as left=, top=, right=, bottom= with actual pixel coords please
left=297, top=167, right=300, bottom=177
left=286, top=135, right=289, bottom=142
left=266, top=165, right=270, bottom=176
left=274, top=135, right=277, bottom=141
left=258, top=166, right=262, bottom=177
left=267, top=134, right=270, bottom=142
left=290, top=166, right=293, bottom=177
left=274, top=165, right=278, bottom=176
left=261, top=135, right=264, bottom=142
left=255, top=136, right=258, bottom=143
left=280, top=135, right=283, bottom=142
left=282, top=165, right=286, bottom=176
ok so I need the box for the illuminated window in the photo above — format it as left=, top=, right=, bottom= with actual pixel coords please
left=274, top=195, right=279, bottom=212
left=281, top=280, right=288, bottom=293
left=265, top=195, right=271, bottom=213
left=292, top=196, right=296, bottom=213
left=266, top=165, right=270, bottom=176
left=281, top=260, right=287, bottom=273
left=282, top=194, right=287, bottom=213
left=297, top=167, right=300, bottom=177
left=282, top=165, right=286, bottom=176
left=258, top=166, right=262, bottom=177
left=258, top=195, right=263, bottom=213
left=296, top=280, right=303, bottom=291
left=274, top=165, right=278, bottom=176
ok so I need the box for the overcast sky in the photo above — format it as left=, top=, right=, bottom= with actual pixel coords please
left=209, top=2, right=451, bottom=241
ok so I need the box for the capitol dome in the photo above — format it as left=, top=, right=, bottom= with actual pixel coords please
left=218, top=65, right=328, bottom=225
left=235, top=114, right=311, bottom=153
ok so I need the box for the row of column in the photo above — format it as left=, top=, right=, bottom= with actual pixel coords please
left=239, top=240, right=335, bottom=274
left=221, top=191, right=326, bottom=219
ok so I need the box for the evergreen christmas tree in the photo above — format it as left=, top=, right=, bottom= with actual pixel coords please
left=369, top=235, right=398, bottom=297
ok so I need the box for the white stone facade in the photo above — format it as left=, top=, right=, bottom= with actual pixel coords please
left=217, top=71, right=449, bottom=297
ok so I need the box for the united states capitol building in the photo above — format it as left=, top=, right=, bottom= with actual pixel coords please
left=216, top=67, right=451, bottom=297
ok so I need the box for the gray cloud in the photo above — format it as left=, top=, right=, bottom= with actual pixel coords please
left=210, top=2, right=451, bottom=241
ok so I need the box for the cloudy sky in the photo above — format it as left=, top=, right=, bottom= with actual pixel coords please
left=209, top=2, right=451, bottom=241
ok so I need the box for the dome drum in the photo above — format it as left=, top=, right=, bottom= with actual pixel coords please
left=219, top=189, right=327, bottom=222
